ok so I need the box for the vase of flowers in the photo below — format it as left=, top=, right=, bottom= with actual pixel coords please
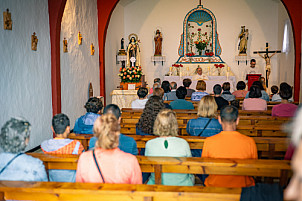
left=172, top=63, right=183, bottom=76
left=119, top=66, right=142, bottom=83
left=194, top=29, right=212, bottom=55
left=214, top=64, right=225, bottom=76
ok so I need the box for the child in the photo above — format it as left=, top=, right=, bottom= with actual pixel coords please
left=41, top=113, right=84, bottom=182
left=271, top=85, right=281, bottom=102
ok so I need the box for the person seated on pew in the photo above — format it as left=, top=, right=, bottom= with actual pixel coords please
left=186, top=95, right=222, bottom=157
left=149, top=77, right=161, bottom=95
left=213, top=84, right=229, bottom=110
left=89, top=104, right=138, bottom=155
left=245, top=81, right=270, bottom=102
left=145, top=109, right=194, bottom=186
left=183, top=78, right=195, bottom=97
left=41, top=113, right=84, bottom=182
left=242, top=85, right=267, bottom=111
left=232, top=81, right=248, bottom=98
left=152, top=88, right=172, bottom=109
left=131, top=87, right=148, bottom=109
left=76, top=114, right=142, bottom=184
left=0, top=118, right=48, bottom=182
left=272, top=82, right=298, bottom=117
left=221, top=82, right=235, bottom=102
left=165, top=81, right=177, bottom=101
left=161, top=80, right=171, bottom=101
left=202, top=105, right=258, bottom=188
left=284, top=106, right=302, bottom=200
left=136, top=96, right=166, bottom=136
left=191, top=80, right=208, bottom=101
left=270, top=85, right=280, bottom=101
left=73, top=97, right=103, bottom=134
left=169, top=86, right=194, bottom=110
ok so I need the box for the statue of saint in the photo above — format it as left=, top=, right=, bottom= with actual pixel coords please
left=127, top=35, right=140, bottom=67
left=154, top=29, right=162, bottom=56
left=121, top=38, right=124, bottom=50
left=238, top=26, right=248, bottom=55
left=31, top=32, right=38, bottom=51
left=3, top=9, right=12, bottom=30
left=63, top=38, right=68, bottom=53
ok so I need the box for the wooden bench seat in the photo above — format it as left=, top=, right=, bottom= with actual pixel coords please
left=27, top=153, right=291, bottom=186
left=68, top=134, right=289, bottom=158
left=0, top=180, right=242, bottom=201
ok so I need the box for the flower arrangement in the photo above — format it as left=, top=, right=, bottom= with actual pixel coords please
left=214, top=64, right=225, bottom=68
left=205, top=52, right=214, bottom=56
left=119, top=66, right=142, bottom=83
left=194, top=28, right=212, bottom=55
left=172, top=64, right=183, bottom=68
left=186, top=52, right=195, bottom=57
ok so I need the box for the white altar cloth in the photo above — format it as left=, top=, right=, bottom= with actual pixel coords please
left=164, top=76, right=236, bottom=93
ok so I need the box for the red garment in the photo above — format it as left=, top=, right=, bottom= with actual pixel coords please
left=232, top=90, right=248, bottom=98
left=242, top=98, right=267, bottom=111
left=202, top=131, right=258, bottom=188
left=272, top=103, right=298, bottom=117
left=76, top=148, right=142, bottom=184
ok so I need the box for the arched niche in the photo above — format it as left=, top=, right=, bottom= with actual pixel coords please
left=177, top=5, right=223, bottom=64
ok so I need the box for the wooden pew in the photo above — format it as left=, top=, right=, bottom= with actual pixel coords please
left=68, top=134, right=289, bottom=159
left=27, top=153, right=291, bottom=186
left=0, top=180, right=242, bottom=201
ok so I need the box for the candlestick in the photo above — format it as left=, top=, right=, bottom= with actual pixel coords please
left=169, top=67, right=172, bottom=72
left=227, top=66, right=230, bottom=72
left=208, top=66, right=210, bottom=76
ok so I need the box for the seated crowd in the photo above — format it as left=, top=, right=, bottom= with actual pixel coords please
left=0, top=77, right=300, bottom=195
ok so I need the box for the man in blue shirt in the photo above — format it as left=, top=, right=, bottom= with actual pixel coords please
left=169, top=86, right=194, bottom=110
left=89, top=104, right=138, bottom=155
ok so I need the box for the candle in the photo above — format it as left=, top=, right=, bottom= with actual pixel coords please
left=187, top=67, right=189, bottom=71
left=208, top=66, right=210, bottom=76
left=227, top=66, right=230, bottom=72
left=169, top=67, right=172, bottom=72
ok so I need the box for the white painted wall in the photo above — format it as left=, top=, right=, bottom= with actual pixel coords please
left=60, top=0, right=100, bottom=128
left=105, top=4, right=125, bottom=104
left=106, top=0, right=294, bottom=94
left=0, top=0, right=52, bottom=150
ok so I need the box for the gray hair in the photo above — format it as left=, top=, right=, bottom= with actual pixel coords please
left=0, top=117, right=31, bottom=153
left=153, top=82, right=161, bottom=90
left=291, top=106, right=302, bottom=146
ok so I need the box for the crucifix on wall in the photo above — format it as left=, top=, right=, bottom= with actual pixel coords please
left=253, top=43, right=281, bottom=87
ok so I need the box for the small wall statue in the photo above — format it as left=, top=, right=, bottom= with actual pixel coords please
left=91, top=43, right=95, bottom=55
left=126, top=33, right=140, bottom=67
left=154, top=29, right=162, bottom=56
left=63, top=38, right=68, bottom=53
left=78, top=32, right=82, bottom=45
left=238, top=26, right=248, bottom=55
left=31, top=32, right=38, bottom=51
left=3, top=9, right=12, bottom=30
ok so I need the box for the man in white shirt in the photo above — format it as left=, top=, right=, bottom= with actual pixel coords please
left=244, top=59, right=263, bottom=80
left=192, top=66, right=209, bottom=81
left=131, top=87, right=148, bottom=109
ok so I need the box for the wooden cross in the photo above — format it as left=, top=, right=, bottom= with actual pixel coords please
left=253, top=43, right=281, bottom=88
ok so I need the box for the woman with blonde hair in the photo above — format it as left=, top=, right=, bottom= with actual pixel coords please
left=186, top=95, right=222, bottom=157
left=191, top=80, right=209, bottom=101
left=76, top=114, right=142, bottom=184
left=145, top=109, right=194, bottom=186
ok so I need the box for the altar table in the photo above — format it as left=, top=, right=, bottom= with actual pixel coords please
left=164, top=76, right=236, bottom=93
left=111, top=90, right=138, bottom=109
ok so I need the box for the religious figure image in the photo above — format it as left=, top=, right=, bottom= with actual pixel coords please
left=3, top=9, right=12, bottom=30
left=238, top=26, right=248, bottom=55
left=192, top=66, right=209, bottom=80
left=154, top=29, right=162, bottom=56
left=121, top=38, right=124, bottom=50
left=126, top=34, right=140, bottom=67
left=257, top=51, right=277, bottom=79
left=31, top=32, right=38, bottom=51
left=63, top=38, right=68, bottom=53
left=91, top=43, right=94, bottom=55
left=78, top=32, right=83, bottom=45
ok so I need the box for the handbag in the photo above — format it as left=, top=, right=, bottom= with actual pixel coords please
left=197, top=118, right=212, bottom=136
left=92, top=150, right=105, bottom=183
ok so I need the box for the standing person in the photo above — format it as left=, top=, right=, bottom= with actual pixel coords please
left=145, top=109, right=194, bottom=186
left=243, top=59, right=263, bottom=82
left=76, top=114, right=142, bottom=184
left=73, top=97, right=103, bottom=134
left=165, top=82, right=178, bottom=101
left=154, top=29, right=162, bottom=56
left=221, top=82, right=235, bottom=102
left=191, top=80, right=208, bottom=101
left=192, top=66, right=209, bottom=81
left=202, top=106, right=258, bottom=188
left=242, top=85, right=267, bottom=111
left=186, top=96, right=222, bottom=157
left=169, top=86, right=194, bottom=110
left=183, top=78, right=195, bottom=97
left=213, top=84, right=229, bottom=110
left=41, top=113, right=84, bottom=182
left=89, top=104, right=138, bottom=156
left=0, top=118, right=48, bottom=182
left=136, top=96, right=165, bottom=136
left=272, top=82, right=298, bottom=117
left=232, top=81, right=248, bottom=98
left=131, top=87, right=148, bottom=109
